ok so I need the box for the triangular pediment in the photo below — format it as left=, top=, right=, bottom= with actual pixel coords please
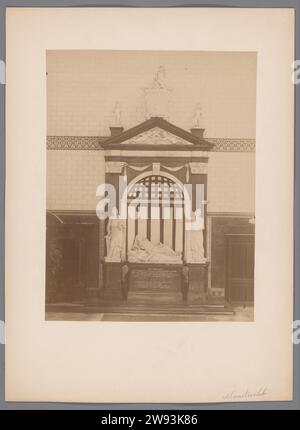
left=101, top=117, right=214, bottom=151
left=120, top=126, right=193, bottom=146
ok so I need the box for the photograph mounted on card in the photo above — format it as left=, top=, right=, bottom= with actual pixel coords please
left=5, top=7, right=294, bottom=403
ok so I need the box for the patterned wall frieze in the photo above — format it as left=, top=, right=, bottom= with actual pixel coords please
left=47, top=136, right=255, bottom=152
left=47, top=136, right=105, bottom=150
left=207, top=138, right=255, bottom=152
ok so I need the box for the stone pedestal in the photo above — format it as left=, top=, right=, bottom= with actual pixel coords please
left=190, top=128, right=205, bottom=139
left=102, top=262, right=209, bottom=305
left=109, top=126, right=124, bottom=136
left=186, top=263, right=209, bottom=303
left=144, top=88, right=171, bottom=119
left=128, top=263, right=183, bottom=305
left=103, top=262, right=124, bottom=302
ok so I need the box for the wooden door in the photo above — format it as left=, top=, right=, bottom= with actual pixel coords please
left=226, top=234, right=254, bottom=304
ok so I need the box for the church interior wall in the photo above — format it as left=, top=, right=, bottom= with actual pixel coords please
left=46, top=147, right=255, bottom=215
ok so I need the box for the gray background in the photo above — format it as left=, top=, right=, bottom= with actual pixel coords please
left=0, top=0, right=299, bottom=410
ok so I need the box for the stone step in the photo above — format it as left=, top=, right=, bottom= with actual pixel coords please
left=46, top=302, right=234, bottom=315
left=86, top=301, right=234, bottom=315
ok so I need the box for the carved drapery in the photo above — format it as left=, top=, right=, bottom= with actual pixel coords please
left=105, top=160, right=208, bottom=183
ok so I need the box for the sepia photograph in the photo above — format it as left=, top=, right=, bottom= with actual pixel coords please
left=45, top=50, right=256, bottom=322
left=5, top=6, right=295, bottom=405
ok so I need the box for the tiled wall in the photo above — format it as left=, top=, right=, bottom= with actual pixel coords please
left=207, top=152, right=255, bottom=213
left=46, top=149, right=255, bottom=213
left=46, top=150, right=105, bottom=210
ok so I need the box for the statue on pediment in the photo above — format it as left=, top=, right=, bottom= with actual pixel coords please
left=193, top=103, right=203, bottom=128
left=113, top=102, right=122, bottom=126
left=152, top=65, right=167, bottom=89
left=144, top=67, right=171, bottom=119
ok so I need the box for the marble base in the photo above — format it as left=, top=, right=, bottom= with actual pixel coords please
left=102, top=261, right=209, bottom=305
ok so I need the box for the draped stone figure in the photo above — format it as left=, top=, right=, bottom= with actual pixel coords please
left=128, top=235, right=182, bottom=263
left=113, top=102, right=122, bottom=126
left=152, top=65, right=166, bottom=89
left=185, top=209, right=206, bottom=263
left=193, top=103, right=203, bottom=128
left=105, top=208, right=125, bottom=262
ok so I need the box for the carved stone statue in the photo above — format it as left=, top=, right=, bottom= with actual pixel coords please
left=128, top=235, right=182, bottom=263
left=152, top=65, right=166, bottom=89
left=185, top=209, right=206, bottom=263
left=193, top=103, right=203, bottom=128
left=113, top=102, right=122, bottom=126
left=105, top=207, right=125, bottom=262
left=143, top=66, right=171, bottom=119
